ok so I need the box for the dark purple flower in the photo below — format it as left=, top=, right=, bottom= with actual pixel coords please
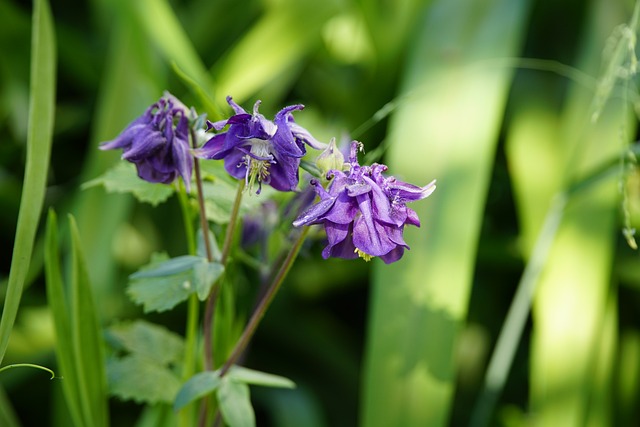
left=100, top=94, right=193, bottom=191
left=195, top=96, right=324, bottom=194
left=293, top=141, right=436, bottom=264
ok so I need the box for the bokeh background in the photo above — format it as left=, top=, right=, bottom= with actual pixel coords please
left=2, top=0, right=640, bottom=426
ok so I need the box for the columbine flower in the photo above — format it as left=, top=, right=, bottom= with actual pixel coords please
left=293, top=141, right=436, bottom=264
left=100, top=93, right=193, bottom=191
left=196, top=96, right=325, bottom=194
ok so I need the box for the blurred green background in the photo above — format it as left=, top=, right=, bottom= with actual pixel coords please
left=2, top=0, right=640, bottom=426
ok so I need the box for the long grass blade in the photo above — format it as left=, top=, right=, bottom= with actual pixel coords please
left=69, top=215, right=109, bottom=427
left=361, top=0, right=530, bottom=426
left=45, top=211, right=84, bottom=427
left=0, top=0, right=56, bottom=365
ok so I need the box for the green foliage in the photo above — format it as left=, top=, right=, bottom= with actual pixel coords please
left=83, top=162, right=176, bottom=207
left=107, top=355, right=181, bottom=404
left=127, top=254, right=224, bottom=312
left=0, top=0, right=56, bottom=365
left=106, top=320, right=185, bottom=405
left=362, top=0, right=530, bottom=425
left=175, top=366, right=294, bottom=427
left=45, top=212, right=109, bottom=427
left=218, top=379, right=255, bottom=427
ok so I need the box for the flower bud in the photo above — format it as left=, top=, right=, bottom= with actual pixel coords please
left=315, top=138, right=344, bottom=176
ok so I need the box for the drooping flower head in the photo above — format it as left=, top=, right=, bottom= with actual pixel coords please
left=293, top=141, right=436, bottom=264
left=196, top=96, right=325, bottom=194
left=100, top=93, right=193, bottom=191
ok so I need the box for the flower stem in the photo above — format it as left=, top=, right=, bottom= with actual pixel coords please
left=203, top=180, right=245, bottom=371
left=219, top=226, right=309, bottom=377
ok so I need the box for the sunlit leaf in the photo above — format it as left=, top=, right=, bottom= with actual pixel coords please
left=173, top=371, right=222, bottom=411
left=217, top=378, right=255, bottom=427
left=83, top=162, right=175, bottom=206
left=107, top=355, right=181, bottom=404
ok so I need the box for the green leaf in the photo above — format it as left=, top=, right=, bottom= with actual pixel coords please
left=0, top=0, right=56, bottom=365
left=193, top=259, right=225, bottom=301
left=83, top=162, right=175, bottom=206
left=362, top=0, right=530, bottom=426
left=45, top=211, right=84, bottom=427
left=69, top=215, right=110, bottom=427
left=173, top=371, right=222, bottom=411
left=217, top=378, right=255, bottom=427
left=227, top=366, right=295, bottom=389
left=106, top=320, right=185, bottom=366
left=127, top=254, right=224, bottom=311
left=201, top=178, right=272, bottom=225
left=107, top=355, right=181, bottom=404
left=130, top=255, right=206, bottom=279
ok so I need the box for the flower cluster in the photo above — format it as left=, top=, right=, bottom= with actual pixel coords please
left=293, top=141, right=436, bottom=263
left=196, top=96, right=325, bottom=194
left=101, top=95, right=435, bottom=263
left=100, top=93, right=193, bottom=191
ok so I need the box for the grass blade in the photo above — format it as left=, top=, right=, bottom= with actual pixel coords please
left=0, top=0, right=56, bottom=365
left=361, top=0, right=530, bottom=426
left=45, top=211, right=84, bottom=427
left=69, top=215, right=109, bottom=427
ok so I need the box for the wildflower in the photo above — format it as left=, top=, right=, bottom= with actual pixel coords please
left=100, top=93, right=193, bottom=191
left=196, top=96, right=324, bottom=194
left=293, top=141, right=436, bottom=264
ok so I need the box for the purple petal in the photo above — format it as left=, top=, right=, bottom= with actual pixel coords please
left=227, top=96, right=247, bottom=115
left=196, top=134, right=227, bottom=159
left=122, top=131, right=165, bottom=161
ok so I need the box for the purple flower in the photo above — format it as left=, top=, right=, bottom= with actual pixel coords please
left=195, top=96, right=324, bottom=194
left=293, top=141, right=436, bottom=264
left=100, top=94, right=193, bottom=191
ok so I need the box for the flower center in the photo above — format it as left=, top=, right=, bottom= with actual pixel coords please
left=354, top=248, right=374, bottom=262
left=243, top=139, right=273, bottom=194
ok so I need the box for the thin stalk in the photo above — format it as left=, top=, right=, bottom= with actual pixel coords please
left=202, top=181, right=245, bottom=371
left=469, top=194, right=567, bottom=427
left=178, top=149, right=200, bottom=427
left=219, top=226, right=309, bottom=377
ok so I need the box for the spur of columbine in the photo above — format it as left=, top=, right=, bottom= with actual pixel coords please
left=293, top=141, right=436, bottom=264
left=195, top=96, right=325, bottom=194
left=99, top=93, right=193, bottom=191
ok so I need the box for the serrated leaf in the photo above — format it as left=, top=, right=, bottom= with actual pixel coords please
left=107, top=355, right=181, bottom=404
left=173, top=371, right=222, bottom=411
left=83, top=162, right=175, bottom=206
left=127, top=254, right=223, bottom=312
left=127, top=268, right=193, bottom=313
left=227, top=366, right=295, bottom=389
left=106, top=320, right=185, bottom=366
left=217, top=378, right=255, bottom=427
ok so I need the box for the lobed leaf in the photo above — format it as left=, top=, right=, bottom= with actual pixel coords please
left=107, top=355, right=181, bottom=404
left=127, top=254, right=224, bottom=311
left=83, top=162, right=175, bottom=206
left=106, top=319, right=185, bottom=367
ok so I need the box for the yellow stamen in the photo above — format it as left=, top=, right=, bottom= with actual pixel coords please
left=354, top=248, right=374, bottom=262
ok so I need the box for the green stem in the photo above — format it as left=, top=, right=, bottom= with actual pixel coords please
left=202, top=181, right=245, bottom=372
left=0, top=363, right=56, bottom=379
left=219, top=226, right=309, bottom=377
